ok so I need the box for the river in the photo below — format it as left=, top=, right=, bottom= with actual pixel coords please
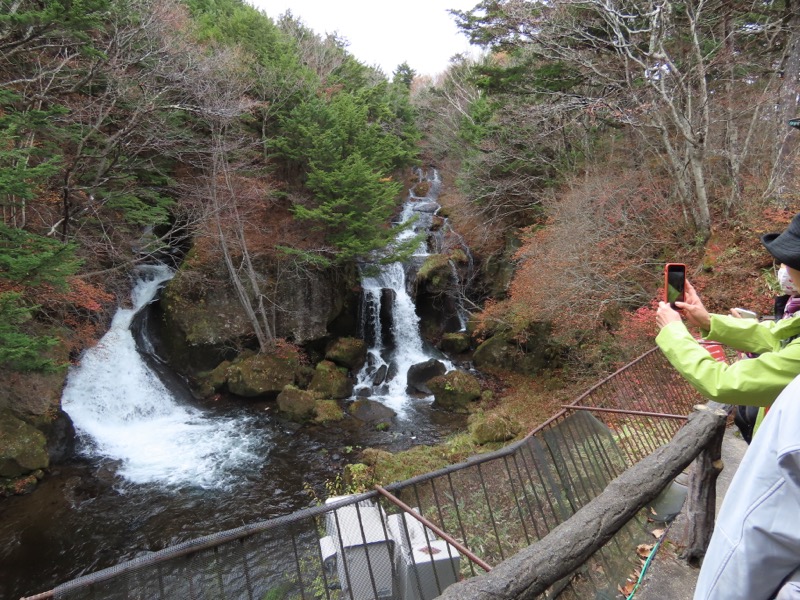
left=0, top=168, right=468, bottom=600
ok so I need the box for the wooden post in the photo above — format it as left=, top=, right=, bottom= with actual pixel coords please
left=680, top=402, right=731, bottom=565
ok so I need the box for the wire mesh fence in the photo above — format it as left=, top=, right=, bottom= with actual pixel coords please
left=41, top=348, right=704, bottom=600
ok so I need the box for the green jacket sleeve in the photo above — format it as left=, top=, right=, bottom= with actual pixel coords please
left=655, top=320, right=800, bottom=406
left=702, top=314, right=784, bottom=354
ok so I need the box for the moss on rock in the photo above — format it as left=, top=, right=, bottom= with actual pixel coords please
left=472, top=325, right=559, bottom=375
left=439, top=332, right=470, bottom=354
left=325, top=337, right=367, bottom=371
left=468, top=412, right=522, bottom=445
left=428, top=370, right=482, bottom=413
left=417, top=254, right=453, bottom=291
left=308, top=360, right=353, bottom=399
left=276, top=385, right=319, bottom=421
left=0, top=411, right=49, bottom=478
left=314, top=399, right=345, bottom=424
left=225, top=351, right=300, bottom=398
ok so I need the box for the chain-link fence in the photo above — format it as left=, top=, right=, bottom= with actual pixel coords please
left=33, top=348, right=703, bottom=600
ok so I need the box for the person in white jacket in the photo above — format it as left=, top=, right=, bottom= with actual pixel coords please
left=693, top=373, right=800, bottom=599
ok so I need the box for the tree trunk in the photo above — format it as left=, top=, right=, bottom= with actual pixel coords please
left=769, top=7, right=800, bottom=204
left=689, top=146, right=711, bottom=240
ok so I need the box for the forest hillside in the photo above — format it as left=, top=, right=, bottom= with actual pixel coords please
left=3, top=0, right=800, bottom=493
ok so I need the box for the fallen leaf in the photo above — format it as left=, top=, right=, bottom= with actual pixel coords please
left=637, top=543, right=654, bottom=558
left=619, top=581, right=636, bottom=595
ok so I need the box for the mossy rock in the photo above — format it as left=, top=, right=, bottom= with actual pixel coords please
left=276, top=385, right=319, bottom=422
left=325, top=337, right=367, bottom=371
left=314, top=399, right=345, bottom=424
left=428, top=370, right=482, bottom=413
left=195, top=360, right=233, bottom=397
left=225, top=352, right=300, bottom=398
left=348, top=399, right=396, bottom=427
left=413, top=181, right=431, bottom=196
left=472, top=327, right=557, bottom=375
left=468, top=412, right=522, bottom=445
left=0, top=411, right=49, bottom=478
left=417, top=254, right=453, bottom=292
left=439, top=332, right=470, bottom=354
left=1, top=472, right=41, bottom=497
left=308, top=360, right=353, bottom=399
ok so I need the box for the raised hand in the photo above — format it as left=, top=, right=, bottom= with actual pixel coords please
left=674, top=280, right=711, bottom=330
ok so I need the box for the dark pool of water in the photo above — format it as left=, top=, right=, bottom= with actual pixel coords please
left=0, top=394, right=465, bottom=600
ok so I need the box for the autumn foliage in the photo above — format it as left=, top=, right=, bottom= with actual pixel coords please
left=477, top=164, right=686, bottom=343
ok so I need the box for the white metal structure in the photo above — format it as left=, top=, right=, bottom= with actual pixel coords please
left=320, top=497, right=460, bottom=600
left=388, top=509, right=460, bottom=600
left=323, top=498, right=395, bottom=600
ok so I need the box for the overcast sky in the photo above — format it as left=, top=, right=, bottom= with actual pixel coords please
left=247, top=0, right=481, bottom=77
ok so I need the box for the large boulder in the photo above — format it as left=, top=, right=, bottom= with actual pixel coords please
left=439, top=332, right=470, bottom=355
left=325, top=337, right=367, bottom=371
left=0, top=352, right=74, bottom=465
left=348, top=399, right=396, bottom=428
left=407, top=359, right=446, bottom=394
left=276, top=386, right=319, bottom=422
left=428, top=370, right=482, bottom=413
left=156, top=248, right=359, bottom=377
left=308, top=360, right=353, bottom=399
left=0, top=411, right=49, bottom=478
left=468, top=412, right=522, bottom=445
left=414, top=252, right=468, bottom=342
left=416, top=254, right=454, bottom=292
left=0, top=364, right=66, bottom=420
left=472, top=324, right=560, bottom=375
left=225, top=352, right=301, bottom=398
left=313, top=399, right=345, bottom=424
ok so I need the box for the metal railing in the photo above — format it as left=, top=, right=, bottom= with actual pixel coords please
left=29, top=347, right=704, bottom=600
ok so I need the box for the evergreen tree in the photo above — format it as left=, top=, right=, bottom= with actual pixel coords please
left=0, top=91, right=64, bottom=229
left=392, top=62, right=416, bottom=88
left=296, top=153, right=405, bottom=263
left=0, top=292, right=59, bottom=372
left=0, top=225, right=81, bottom=371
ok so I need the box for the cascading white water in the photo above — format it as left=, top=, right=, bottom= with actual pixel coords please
left=61, top=264, right=260, bottom=489
left=353, top=169, right=453, bottom=413
left=355, top=263, right=431, bottom=412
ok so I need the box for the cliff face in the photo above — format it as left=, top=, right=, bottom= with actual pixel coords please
left=0, top=346, right=74, bottom=496
left=155, top=252, right=360, bottom=379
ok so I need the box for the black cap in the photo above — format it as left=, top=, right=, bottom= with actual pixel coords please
left=762, top=212, right=800, bottom=271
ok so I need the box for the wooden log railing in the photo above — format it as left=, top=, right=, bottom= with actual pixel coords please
left=681, top=401, right=732, bottom=564
left=437, top=402, right=732, bottom=600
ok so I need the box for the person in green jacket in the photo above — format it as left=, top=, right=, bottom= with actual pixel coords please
left=655, top=213, right=800, bottom=437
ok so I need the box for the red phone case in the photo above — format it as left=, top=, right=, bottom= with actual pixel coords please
left=664, top=263, right=687, bottom=305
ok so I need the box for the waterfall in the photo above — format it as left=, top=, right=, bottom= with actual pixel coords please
left=353, top=168, right=455, bottom=413
left=61, top=264, right=260, bottom=490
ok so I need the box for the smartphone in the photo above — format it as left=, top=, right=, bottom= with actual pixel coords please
left=664, top=263, right=686, bottom=308
left=734, top=308, right=758, bottom=319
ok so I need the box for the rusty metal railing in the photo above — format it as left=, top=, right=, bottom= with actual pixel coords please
left=27, top=347, right=704, bottom=600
